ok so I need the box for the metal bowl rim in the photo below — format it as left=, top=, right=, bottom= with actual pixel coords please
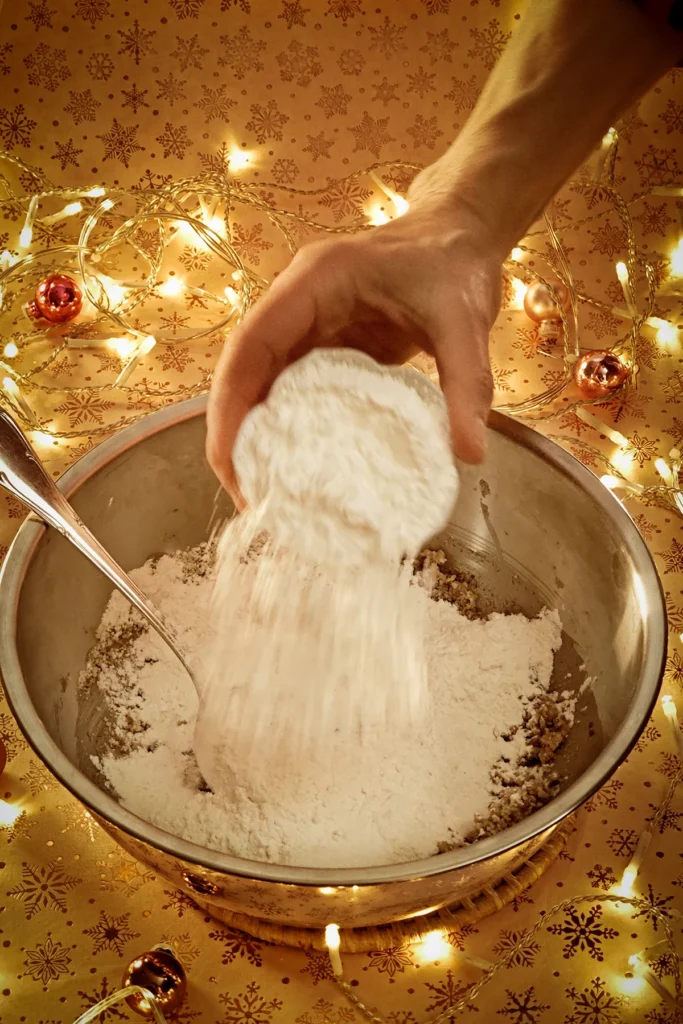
left=0, top=395, right=667, bottom=887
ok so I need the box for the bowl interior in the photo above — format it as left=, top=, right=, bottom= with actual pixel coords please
left=2, top=404, right=665, bottom=878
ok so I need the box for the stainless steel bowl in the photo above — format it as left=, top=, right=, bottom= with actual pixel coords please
left=0, top=396, right=666, bottom=932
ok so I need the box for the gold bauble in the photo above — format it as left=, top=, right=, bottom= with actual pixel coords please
left=523, top=278, right=570, bottom=323
left=122, top=946, right=187, bottom=1018
left=573, top=350, right=629, bottom=398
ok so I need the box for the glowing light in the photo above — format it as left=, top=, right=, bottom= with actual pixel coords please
left=101, top=198, right=115, bottom=211
left=158, top=277, right=185, bottom=298
left=368, top=205, right=391, bottom=226
left=612, top=447, right=634, bottom=475
left=651, top=315, right=679, bottom=352
left=0, top=800, right=22, bottom=828
left=509, top=277, right=528, bottom=310
left=99, top=276, right=127, bottom=308
left=324, top=923, right=343, bottom=976
left=106, top=336, right=137, bottom=359
left=64, top=201, right=82, bottom=216
left=615, top=864, right=637, bottom=898
left=3, top=341, right=18, bottom=358
left=615, top=261, right=636, bottom=316
left=603, top=127, right=617, bottom=146
left=417, top=929, right=451, bottom=963
left=86, top=186, right=106, bottom=197
left=18, top=226, right=33, bottom=250
left=208, top=216, right=224, bottom=235
left=32, top=429, right=58, bottom=449
left=224, top=286, right=240, bottom=308
left=319, top=886, right=336, bottom=895
left=369, top=171, right=410, bottom=217
left=229, top=148, right=253, bottom=172
left=510, top=247, right=523, bottom=262
left=114, top=335, right=157, bottom=387
left=617, top=971, right=648, bottom=997
left=670, top=238, right=683, bottom=278
left=600, top=475, right=621, bottom=490
left=0, top=250, right=16, bottom=270
left=655, top=458, right=673, bottom=486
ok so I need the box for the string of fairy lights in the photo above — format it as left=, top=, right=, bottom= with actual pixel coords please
left=1, top=126, right=683, bottom=1020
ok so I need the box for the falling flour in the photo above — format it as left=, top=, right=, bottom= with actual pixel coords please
left=84, top=545, right=576, bottom=869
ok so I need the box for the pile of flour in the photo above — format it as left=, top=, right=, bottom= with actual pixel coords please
left=197, top=349, right=461, bottom=770
left=85, top=545, right=572, bottom=869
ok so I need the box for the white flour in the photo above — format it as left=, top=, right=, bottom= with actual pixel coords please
left=198, top=350, right=460, bottom=770
left=86, top=546, right=568, bottom=869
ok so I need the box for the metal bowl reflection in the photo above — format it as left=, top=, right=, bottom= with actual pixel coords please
left=0, top=395, right=666, bottom=931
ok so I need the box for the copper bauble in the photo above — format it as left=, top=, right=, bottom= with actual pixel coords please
left=523, top=278, right=570, bottom=323
left=27, top=274, right=82, bottom=323
left=574, top=350, right=629, bottom=398
left=122, top=947, right=186, bottom=1018
left=0, top=738, right=6, bottom=777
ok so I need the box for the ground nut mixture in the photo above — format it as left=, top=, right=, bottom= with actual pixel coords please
left=82, top=544, right=577, bottom=869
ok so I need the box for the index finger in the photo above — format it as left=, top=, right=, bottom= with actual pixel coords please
left=206, top=262, right=318, bottom=501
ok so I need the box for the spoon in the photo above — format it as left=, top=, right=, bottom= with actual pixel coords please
left=0, top=407, right=197, bottom=689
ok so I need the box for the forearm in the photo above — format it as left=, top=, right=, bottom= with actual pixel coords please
left=410, top=0, right=683, bottom=260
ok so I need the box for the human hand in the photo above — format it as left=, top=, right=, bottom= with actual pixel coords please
left=206, top=189, right=502, bottom=506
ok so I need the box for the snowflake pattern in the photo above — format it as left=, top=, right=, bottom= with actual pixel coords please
left=218, top=26, right=266, bottom=79
left=8, top=861, right=81, bottom=918
left=169, top=0, right=206, bottom=17
left=338, top=48, right=365, bottom=75
left=368, top=16, right=407, bottom=59
left=83, top=910, right=140, bottom=956
left=547, top=904, right=618, bottom=961
left=349, top=111, right=394, bottom=157
left=295, top=1000, right=355, bottom=1024
left=25, top=0, right=56, bottom=31
left=246, top=100, right=289, bottom=143
left=468, top=18, right=511, bottom=70
left=300, top=950, right=334, bottom=985
left=326, top=0, right=362, bottom=22
left=657, top=537, right=683, bottom=574
left=491, top=930, right=541, bottom=969
left=209, top=927, right=266, bottom=967
left=421, top=28, right=457, bottom=64
left=54, top=393, right=115, bottom=426
left=117, top=19, right=156, bottom=65
left=366, top=944, right=416, bottom=981
left=0, top=104, right=37, bottom=149
left=496, top=986, right=550, bottom=1023
left=97, top=118, right=143, bottom=166
left=23, top=937, right=73, bottom=987
left=316, top=84, right=352, bottom=118
left=406, top=113, right=444, bottom=149
left=121, top=83, right=149, bottom=114
left=24, top=43, right=70, bottom=91
left=406, top=66, right=436, bottom=98
left=75, top=0, right=110, bottom=26
left=319, top=177, right=371, bottom=221
left=424, top=970, right=473, bottom=1017
left=171, top=33, right=209, bottom=71
left=280, top=1, right=309, bottom=29
left=219, top=981, right=283, bottom=1024
left=564, top=976, right=623, bottom=1024
left=194, top=84, right=236, bottom=124
left=277, top=40, right=322, bottom=87
left=64, top=88, right=101, bottom=124
left=78, top=976, right=128, bottom=1022
left=52, top=138, right=82, bottom=170
left=445, top=74, right=479, bottom=112
left=586, top=864, right=617, bottom=890
left=156, top=122, right=192, bottom=160
left=303, top=130, right=335, bottom=162
left=86, top=51, right=114, bottom=80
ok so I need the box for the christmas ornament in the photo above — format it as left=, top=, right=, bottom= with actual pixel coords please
left=27, top=274, right=82, bottom=324
left=523, top=278, right=570, bottom=340
left=573, top=350, right=629, bottom=398
left=0, top=738, right=6, bottom=777
left=122, top=945, right=186, bottom=1018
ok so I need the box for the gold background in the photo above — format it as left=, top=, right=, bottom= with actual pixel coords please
left=1, top=0, right=682, bottom=1021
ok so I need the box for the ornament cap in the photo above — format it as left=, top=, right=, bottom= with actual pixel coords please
left=122, top=946, right=186, bottom=1018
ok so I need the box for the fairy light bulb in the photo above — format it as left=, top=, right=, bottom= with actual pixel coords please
left=18, top=226, right=32, bottom=250
left=324, top=924, right=342, bottom=976
left=86, top=186, right=106, bottom=197
left=0, top=800, right=22, bottom=827
left=3, top=341, right=18, bottom=358
left=158, top=278, right=184, bottom=298
left=509, top=277, right=528, bottom=310
left=106, top=337, right=137, bottom=359
left=510, top=247, right=523, bottom=262
left=368, top=206, right=391, bottom=226
left=417, top=930, right=451, bottom=963
left=655, top=458, right=673, bottom=486
left=229, top=148, right=252, bottom=171
left=670, top=238, right=683, bottom=278
left=600, top=475, right=621, bottom=490
left=101, top=198, right=115, bottom=211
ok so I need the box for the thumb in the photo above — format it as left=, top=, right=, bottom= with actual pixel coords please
left=434, top=317, right=493, bottom=465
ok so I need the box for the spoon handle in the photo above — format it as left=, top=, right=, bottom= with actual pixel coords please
left=0, top=407, right=195, bottom=685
